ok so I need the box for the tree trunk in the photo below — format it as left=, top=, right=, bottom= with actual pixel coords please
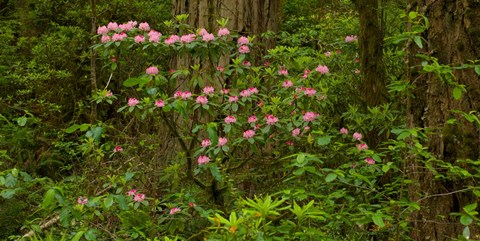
left=354, top=0, right=388, bottom=107
left=406, top=1, right=480, bottom=240
left=173, top=0, right=281, bottom=36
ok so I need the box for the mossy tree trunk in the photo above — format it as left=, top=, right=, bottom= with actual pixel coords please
left=353, top=0, right=388, bottom=107
left=406, top=1, right=480, bottom=240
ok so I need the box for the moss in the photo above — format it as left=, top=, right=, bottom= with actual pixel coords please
left=0, top=197, right=29, bottom=239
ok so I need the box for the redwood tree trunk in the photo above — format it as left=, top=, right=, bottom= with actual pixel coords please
left=406, top=1, right=480, bottom=240
left=354, top=0, right=388, bottom=106
left=173, top=0, right=281, bottom=38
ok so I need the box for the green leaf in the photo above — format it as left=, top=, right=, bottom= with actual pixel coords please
left=316, top=136, right=331, bottom=146
left=66, top=124, right=81, bottom=133
left=17, top=116, right=27, bottom=126
left=123, top=77, right=150, bottom=88
left=125, top=172, right=134, bottom=181
left=408, top=11, right=418, bottom=19
left=210, top=165, right=223, bottom=181
left=463, top=202, right=477, bottom=213
left=372, top=212, right=385, bottom=228
left=114, top=195, right=128, bottom=210
left=460, top=215, right=473, bottom=226
left=413, top=36, right=423, bottom=49
left=104, top=195, right=114, bottom=208
left=59, top=207, right=70, bottom=227
left=4, top=174, right=16, bottom=187
left=474, top=66, right=480, bottom=76
left=1, top=189, right=18, bottom=199
left=71, top=231, right=85, bottom=241
left=325, top=173, right=337, bottom=183
left=42, top=189, right=56, bottom=208
left=453, top=86, right=463, bottom=100
left=84, top=228, right=97, bottom=241
left=91, top=127, right=103, bottom=143
left=463, top=226, right=470, bottom=239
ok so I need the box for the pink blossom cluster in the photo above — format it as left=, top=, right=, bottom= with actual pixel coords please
left=77, top=196, right=88, bottom=205
left=303, top=112, right=318, bottom=122
left=148, top=30, right=162, bottom=43
left=201, top=139, right=211, bottom=148
left=315, top=65, right=329, bottom=74
left=265, top=114, right=279, bottom=125
left=146, top=66, right=159, bottom=75
left=218, top=28, right=230, bottom=36
left=218, top=137, right=228, bottom=146
left=195, top=96, right=208, bottom=105
left=113, top=145, right=123, bottom=153
left=174, top=91, right=192, bottom=100
left=181, top=34, right=196, bottom=43
left=225, top=115, right=237, bottom=124
left=237, top=36, right=250, bottom=53
left=128, top=98, right=139, bottom=107
left=243, top=129, right=255, bottom=139
left=197, top=155, right=210, bottom=165
left=345, top=35, right=358, bottom=43
left=155, top=100, right=165, bottom=107
left=203, top=86, right=215, bottom=95
left=278, top=67, right=289, bottom=76
left=302, top=69, right=311, bottom=79
left=169, top=207, right=181, bottom=215
left=128, top=189, right=146, bottom=202
left=282, top=80, right=293, bottom=88
left=165, top=35, right=180, bottom=45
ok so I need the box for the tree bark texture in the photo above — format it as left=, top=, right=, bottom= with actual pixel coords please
left=355, top=0, right=388, bottom=106
left=173, top=0, right=281, bottom=36
left=406, top=0, right=480, bottom=240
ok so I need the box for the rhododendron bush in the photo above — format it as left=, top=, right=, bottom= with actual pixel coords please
left=8, top=15, right=416, bottom=241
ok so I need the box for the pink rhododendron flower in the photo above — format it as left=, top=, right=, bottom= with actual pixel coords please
left=113, top=146, right=123, bottom=153
left=146, top=66, right=159, bottom=75
left=134, top=35, right=145, bottom=43
left=239, top=45, right=250, bottom=53
left=148, top=30, right=161, bottom=43
left=249, top=87, right=259, bottom=94
left=353, top=132, right=362, bottom=141
left=101, top=35, right=111, bottom=43
left=197, top=155, right=210, bottom=165
left=282, top=80, right=293, bottom=88
left=196, top=96, right=208, bottom=105
left=77, top=196, right=88, bottom=205
left=278, top=68, right=289, bottom=76
left=201, top=139, right=211, bottom=148
left=356, top=143, right=368, bottom=151
left=180, top=34, right=196, bottom=43
left=106, top=90, right=113, bottom=97
left=97, top=25, right=109, bottom=35
left=257, top=101, right=263, bottom=107
left=139, top=22, right=150, bottom=31
left=303, top=112, right=318, bottom=122
left=217, top=28, right=230, bottom=36
left=174, top=91, right=192, bottom=100
left=133, top=193, right=146, bottom=202
left=325, top=51, right=332, bottom=57
left=237, top=36, right=249, bottom=45
left=345, top=35, right=358, bottom=42
left=217, top=66, right=225, bottom=72
left=240, top=89, right=252, bottom=97
left=248, top=115, right=257, bottom=123
left=302, top=69, right=311, bottom=79
left=304, top=88, right=317, bottom=96
left=221, top=89, right=229, bottom=94
left=243, top=130, right=255, bottom=139
left=169, top=207, right=181, bottom=215
left=128, top=98, right=139, bottom=107
left=165, top=35, right=179, bottom=45
left=292, top=128, right=300, bottom=137
left=229, top=96, right=239, bottom=103
left=225, top=115, right=236, bottom=124
left=218, top=137, right=228, bottom=146
left=107, top=22, right=119, bottom=31
left=199, top=28, right=209, bottom=36
left=242, top=61, right=251, bottom=66
left=265, top=114, right=279, bottom=125
left=112, top=33, right=127, bottom=41
left=203, top=86, right=215, bottom=95
left=119, top=23, right=134, bottom=32
left=315, top=65, right=329, bottom=74
left=188, top=202, right=197, bottom=207
left=155, top=100, right=165, bottom=107
left=340, top=127, right=349, bottom=135
left=365, top=157, right=375, bottom=165
left=127, top=189, right=137, bottom=196
left=304, top=126, right=311, bottom=132
left=202, top=33, right=214, bottom=42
